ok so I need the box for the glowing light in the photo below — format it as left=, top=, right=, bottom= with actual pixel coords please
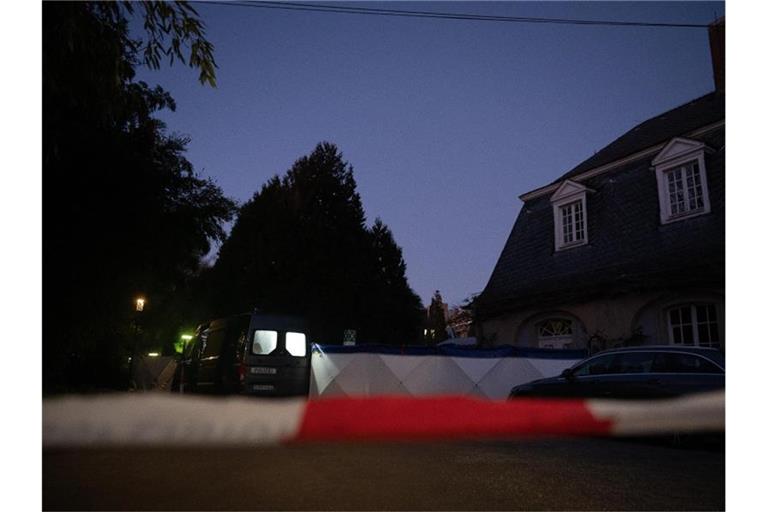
left=147, top=352, right=159, bottom=357
left=253, top=330, right=278, bottom=355
left=180, top=334, right=193, bottom=341
left=286, top=332, right=307, bottom=357
left=135, top=297, right=146, bottom=312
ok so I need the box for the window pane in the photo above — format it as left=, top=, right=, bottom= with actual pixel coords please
left=252, top=330, right=278, bottom=355
left=697, top=323, right=711, bottom=345
left=611, top=352, right=654, bottom=374
left=695, top=304, right=719, bottom=346
left=709, top=323, right=720, bottom=344
left=538, top=319, right=573, bottom=337
left=561, top=204, right=573, bottom=243
left=574, top=203, right=584, bottom=240
left=667, top=165, right=698, bottom=215
left=285, top=332, right=307, bottom=357
left=681, top=324, right=694, bottom=344
left=560, top=201, right=584, bottom=245
left=573, top=354, right=615, bottom=377
left=670, top=305, right=696, bottom=345
left=655, top=353, right=722, bottom=374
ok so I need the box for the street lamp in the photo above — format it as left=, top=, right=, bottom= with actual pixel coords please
left=128, top=296, right=146, bottom=389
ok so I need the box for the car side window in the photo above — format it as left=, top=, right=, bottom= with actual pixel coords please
left=609, top=352, right=655, bottom=374
left=652, top=353, right=723, bottom=374
left=572, top=354, right=616, bottom=377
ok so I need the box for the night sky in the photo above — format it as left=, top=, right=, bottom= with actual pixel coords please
left=134, top=1, right=725, bottom=307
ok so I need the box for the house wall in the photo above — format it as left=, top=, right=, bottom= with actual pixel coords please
left=480, top=289, right=724, bottom=352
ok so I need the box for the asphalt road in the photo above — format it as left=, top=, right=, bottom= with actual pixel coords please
left=44, top=436, right=724, bottom=511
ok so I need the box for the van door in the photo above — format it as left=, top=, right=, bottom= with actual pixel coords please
left=195, top=324, right=226, bottom=392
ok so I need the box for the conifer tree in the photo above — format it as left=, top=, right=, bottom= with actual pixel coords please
left=210, top=143, right=423, bottom=344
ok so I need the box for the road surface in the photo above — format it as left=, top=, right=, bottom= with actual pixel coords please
left=44, top=436, right=724, bottom=510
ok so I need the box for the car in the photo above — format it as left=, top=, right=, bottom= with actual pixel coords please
left=509, top=345, right=724, bottom=399
left=173, top=312, right=312, bottom=397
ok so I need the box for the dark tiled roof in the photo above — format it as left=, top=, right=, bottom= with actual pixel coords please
left=553, top=92, right=724, bottom=184
left=477, top=95, right=725, bottom=317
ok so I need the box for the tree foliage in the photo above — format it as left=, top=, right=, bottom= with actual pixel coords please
left=425, top=290, right=448, bottom=344
left=43, top=2, right=233, bottom=392
left=207, top=143, right=423, bottom=344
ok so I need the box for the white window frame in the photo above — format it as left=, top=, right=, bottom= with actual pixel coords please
left=537, top=318, right=574, bottom=349
left=550, top=180, right=591, bottom=251
left=666, top=303, right=720, bottom=347
left=652, top=138, right=712, bottom=225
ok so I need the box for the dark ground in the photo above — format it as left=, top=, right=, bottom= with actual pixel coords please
left=43, top=436, right=724, bottom=511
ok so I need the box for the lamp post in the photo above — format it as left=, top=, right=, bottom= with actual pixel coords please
left=127, top=296, right=146, bottom=389
left=177, top=333, right=194, bottom=394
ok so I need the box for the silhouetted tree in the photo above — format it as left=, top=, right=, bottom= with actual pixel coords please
left=362, top=219, right=424, bottom=343
left=43, top=2, right=234, bottom=392
left=425, top=290, right=448, bottom=344
left=209, top=143, right=423, bottom=344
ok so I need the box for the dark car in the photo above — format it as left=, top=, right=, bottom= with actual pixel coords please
left=509, top=346, right=724, bottom=399
left=174, top=312, right=312, bottom=397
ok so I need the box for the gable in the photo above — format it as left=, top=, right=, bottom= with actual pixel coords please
left=549, top=180, right=591, bottom=203
left=651, top=137, right=708, bottom=166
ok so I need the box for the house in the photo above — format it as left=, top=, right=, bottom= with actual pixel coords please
left=474, top=19, right=725, bottom=353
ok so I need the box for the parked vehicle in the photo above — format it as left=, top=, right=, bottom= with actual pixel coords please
left=509, top=346, right=724, bottom=399
left=174, top=312, right=311, bottom=397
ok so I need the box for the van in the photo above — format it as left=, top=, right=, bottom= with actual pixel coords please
left=174, top=312, right=311, bottom=397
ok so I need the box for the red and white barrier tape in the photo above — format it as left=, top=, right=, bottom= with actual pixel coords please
left=42, top=391, right=724, bottom=447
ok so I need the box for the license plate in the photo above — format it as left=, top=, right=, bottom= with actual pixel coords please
left=251, top=366, right=277, bottom=375
left=252, top=384, right=275, bottom=391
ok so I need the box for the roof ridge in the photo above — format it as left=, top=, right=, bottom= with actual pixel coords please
left=548, top=91, right=724, bottom=186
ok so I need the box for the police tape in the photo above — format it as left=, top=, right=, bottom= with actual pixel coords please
left=42, top=391, right=724, bottom=447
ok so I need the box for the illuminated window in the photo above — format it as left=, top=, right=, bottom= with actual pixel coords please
left=252, top=330, right=278, bottom=355
left=286, top=332, right=307, bottom=357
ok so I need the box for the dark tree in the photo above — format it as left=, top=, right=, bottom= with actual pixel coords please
left=43, top=2, right=234, bottom=392
left=425, top=290, right=448, bottom=344
left=208, top=143, right=423, bottom=344
left=362, top=219, right=424, bottom=343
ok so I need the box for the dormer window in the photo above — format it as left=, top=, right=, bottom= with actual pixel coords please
left=560, top=200, right=585, bottom=245
left=550, top=180, right=592, bottom=251
left=652, top=138, right=712, bottom=224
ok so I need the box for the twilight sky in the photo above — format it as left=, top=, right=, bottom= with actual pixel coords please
left=134, top=1, right=724, bottom=307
